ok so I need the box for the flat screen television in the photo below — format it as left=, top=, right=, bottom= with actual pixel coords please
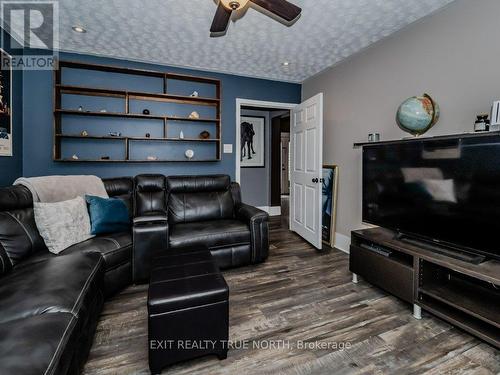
left=363, top=134, right=500, bottom=261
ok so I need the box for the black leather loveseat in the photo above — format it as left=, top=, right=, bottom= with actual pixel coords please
left=0, top=174, right=268, bottom=375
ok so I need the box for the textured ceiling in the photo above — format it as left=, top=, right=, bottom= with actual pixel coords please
left=29, top=0, right=455, bottom=82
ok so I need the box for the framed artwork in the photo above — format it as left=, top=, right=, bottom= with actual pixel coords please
left=241, top=116, right=265, bottom=168
left=322, top=165, right=339, bottom=247
left=0, top=49, right=12, bottom=157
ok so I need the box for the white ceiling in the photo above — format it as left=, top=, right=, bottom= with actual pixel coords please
left=50, top=0, right=454, bottom=82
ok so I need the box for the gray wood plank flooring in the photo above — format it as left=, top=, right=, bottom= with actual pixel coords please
left=83, top=216, right=499, bottom=375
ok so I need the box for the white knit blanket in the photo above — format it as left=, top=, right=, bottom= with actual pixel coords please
left=14, top=175, right=109, bottom=202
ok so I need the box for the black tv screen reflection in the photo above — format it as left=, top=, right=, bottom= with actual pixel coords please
left=362, top=135, right=500, bottom=261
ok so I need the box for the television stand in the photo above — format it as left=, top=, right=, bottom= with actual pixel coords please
left=395, top=233, right=486, bottom=265
left=350, top=227, right=500, bottom=349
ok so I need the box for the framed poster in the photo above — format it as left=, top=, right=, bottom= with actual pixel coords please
left=240, top=116, right=265, bottom=168
left=322, top=165, right=339, bottom=247
left=0, top=49, right=12, bottom=157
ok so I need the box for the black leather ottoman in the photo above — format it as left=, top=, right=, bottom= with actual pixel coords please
left=148, top=248, right=229, bottom=374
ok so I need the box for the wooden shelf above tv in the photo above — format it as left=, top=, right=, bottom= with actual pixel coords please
left=53, top=60, right=222, bottom=163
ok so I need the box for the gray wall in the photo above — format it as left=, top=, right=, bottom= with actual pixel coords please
left=240, top=109, right=271, bottom=207
left=302, top=0, right=500, bottom=238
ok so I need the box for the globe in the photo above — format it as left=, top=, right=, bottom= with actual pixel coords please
left=396, top=94, right=440, bottom=136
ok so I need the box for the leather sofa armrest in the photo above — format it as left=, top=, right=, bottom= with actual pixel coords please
left=236, top=203, right=269, bottom=263
left=133, top=211, right=167, bottom=225
left=132, top=213, right=168, bottom=283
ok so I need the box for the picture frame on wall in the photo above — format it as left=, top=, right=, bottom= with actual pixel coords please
left=322, top=165, right=339, bottom=247
left=0, top=49, right=12, bottom=157
left=241, top=116, right=265, bottom=168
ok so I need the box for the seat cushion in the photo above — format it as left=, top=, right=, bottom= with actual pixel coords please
left=62, top=232, right=132, bottom=271
left=0, top=252, right=104, bottom=324
left=148, top=273, right=229, bottom=314
left=169, top=219, right=250, bottom=249
left=0, top=313, right=78, bottom=375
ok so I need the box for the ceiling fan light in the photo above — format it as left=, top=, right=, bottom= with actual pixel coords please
left=220, top=0, right=250, bottom=11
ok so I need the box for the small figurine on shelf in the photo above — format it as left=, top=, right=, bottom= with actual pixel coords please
left=190, top=91, right=199, bottom=98
left=185, top=149, right=194, bottom=160
left=145, top=133, right=151, bottom=138
left=147, top=155, right=159, bottom=161
left=80, top=130, right=89, bottom=136
left=143, top=109, right=150, bottom=115
left=71, top=154, right=79, bottom=160
left=109, top=132, right=121, bottom=137
left=101, top=156, right=110, bottom=160
left=199, top=130, right=210, bottom=139
left=189, top=111, right=200, bottom=120
left=77, top=106, right=83, bottom=112
left=179, top=130, right=185, bottom=139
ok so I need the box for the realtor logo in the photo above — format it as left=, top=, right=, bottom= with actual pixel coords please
left=1, top=1, right=59, bottom=70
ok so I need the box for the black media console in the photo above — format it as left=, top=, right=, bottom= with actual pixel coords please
left=349, top=227, right=500, bottom=349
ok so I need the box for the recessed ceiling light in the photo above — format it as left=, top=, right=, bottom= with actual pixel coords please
left=72, top=26, right=86, bottom=33
left=282, top=61, right=290, bottom=67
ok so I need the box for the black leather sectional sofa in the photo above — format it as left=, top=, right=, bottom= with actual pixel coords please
left=0, top=174, right=268, bottom=375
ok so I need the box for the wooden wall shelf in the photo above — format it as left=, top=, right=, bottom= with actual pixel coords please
left=53, top=60, right=222, bottom=163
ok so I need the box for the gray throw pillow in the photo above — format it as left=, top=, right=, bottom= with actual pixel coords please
left=34, top=196, right=93, bottom=254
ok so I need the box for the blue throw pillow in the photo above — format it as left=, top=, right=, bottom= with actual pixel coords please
left=85, top=195, right=130, bottom=235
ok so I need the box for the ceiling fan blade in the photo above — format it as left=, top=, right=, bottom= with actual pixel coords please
left=250, top=0, right=301, bottom=22
left=210, top=2, right=232, bottom=33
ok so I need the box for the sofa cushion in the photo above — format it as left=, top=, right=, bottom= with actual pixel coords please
left=169, top=219, right=250, bottom=249
left=62, top=232, right=132, bottom=271
left=34, top=197, right=93, bottom=254
left=103, top=176, right=134, bottom=216
left=86, top=195, right=131, bottom=235
left=0, top=312, right=78, bottom=375
left=166, top=176, right=235, bottom=225
left=0, top=251, right=104, bottom=324
left=134, top=175, right=166, bottom=217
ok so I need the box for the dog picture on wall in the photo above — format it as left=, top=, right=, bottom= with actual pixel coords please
left=0, top=49, right=12, bottom=157
left=241, top=116, right=265, bottom=168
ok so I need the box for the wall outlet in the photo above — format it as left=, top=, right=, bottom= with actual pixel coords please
left=223, top=144, right=233, bottom=154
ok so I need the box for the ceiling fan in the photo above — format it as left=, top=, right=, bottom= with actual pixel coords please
left=210, top=0, right=301, bottom=35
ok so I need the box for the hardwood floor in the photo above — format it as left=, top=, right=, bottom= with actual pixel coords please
left=83, top=218, right=499, bottom=375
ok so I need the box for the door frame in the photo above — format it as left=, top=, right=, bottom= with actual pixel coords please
left=235, top=98, right=297, bottom=218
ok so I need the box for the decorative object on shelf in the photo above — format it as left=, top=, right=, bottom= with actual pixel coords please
left=71, top=154, right=79, bottom=160
left=396, top=93, right=440, bottom=136
left=189, top=111, right=200, bottom=120
left=100, top=156, right=110, bottom=160
left=0, top=49, right=12, bottom=156
left=99, top=109, right=107, bottom=113
left=179, top=130, right=184, bottom=139
left=185, top=149, right=194, bottom=160
left=80, top=130, right=89, bottom=137
left=147, top=155, right=159, bottom=161
left=241, top=115, right=265, bottom=167
left=109, top=132, right=121, bottom=137
left=199, top=130, right=210, bottom=139
left=142, top=109, right=150, bottom=115
left=368, top=133, right=380, bottom=142
left=145, top=133, right=151, bottom=138
left=77, top=106, right=83, bottom=112
left=474, top=114, right=489, bottom=132
left=490, top=101, right=500, bottom=131
left=190, top=91, right=199, bottom=98
left=322, top=165, right=339, bottom=247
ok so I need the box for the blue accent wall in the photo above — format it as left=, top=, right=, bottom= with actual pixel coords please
left=22, top=52, right=301, bottom=180
left=0, top=29, right=23, bottom=186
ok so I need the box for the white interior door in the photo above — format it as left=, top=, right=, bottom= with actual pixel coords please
left=290, top=93, right=323, bottom=249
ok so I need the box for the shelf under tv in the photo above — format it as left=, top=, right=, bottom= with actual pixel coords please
left=350, top=227, right=500, bottom=349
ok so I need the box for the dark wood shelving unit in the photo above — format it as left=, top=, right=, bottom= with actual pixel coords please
left=54, top=60, right=222, bottom=163
left=350, top=227, right=500, bottom=349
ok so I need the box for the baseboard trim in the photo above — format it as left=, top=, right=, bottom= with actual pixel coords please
left=257, top=206, right=281, bottom=216
left=334, top=232, right=351, bottom=254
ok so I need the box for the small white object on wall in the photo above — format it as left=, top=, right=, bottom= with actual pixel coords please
left=223, top=144, right=233, bottom=154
